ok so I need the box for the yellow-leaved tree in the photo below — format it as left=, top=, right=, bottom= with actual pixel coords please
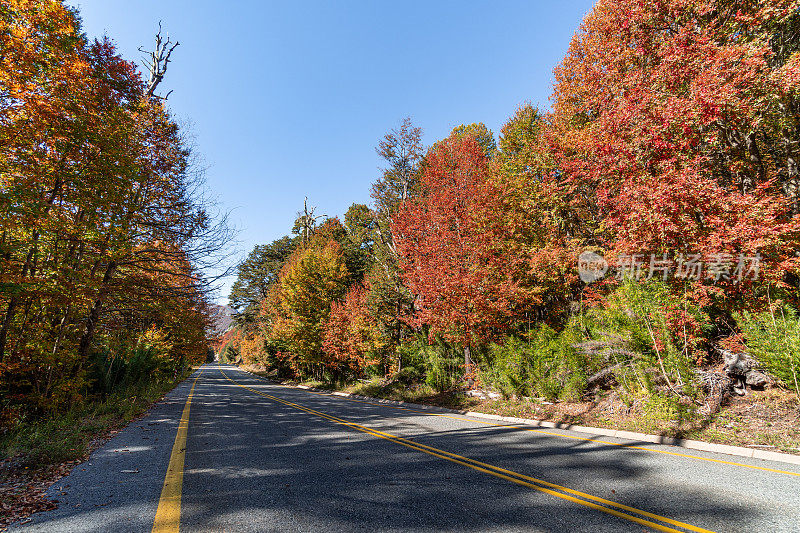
left=269, top=240, right=349, bottom=378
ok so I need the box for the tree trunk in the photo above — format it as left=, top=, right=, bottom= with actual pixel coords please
left=395, top=294, right=402, bottom=373
left=78, top=260, right=117, bottom=359
left=50, top=304, right=72, bottom=358
left=464, top=345, right=474, bottom=388
left=0, top=246, right=36, bottom=361
left=0, top=298, right=18, bottom=362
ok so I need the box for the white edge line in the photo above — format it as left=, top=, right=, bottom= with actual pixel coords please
left=233, top=366, right=800, bottom=467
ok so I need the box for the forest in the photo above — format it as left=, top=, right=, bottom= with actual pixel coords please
left=2, top=0, right=800, bottom=452
left=2, top=0, right=799, bottom=529
left=0, top=0, right=228, bottom=445
left=221, top=0, right=800, bottom=429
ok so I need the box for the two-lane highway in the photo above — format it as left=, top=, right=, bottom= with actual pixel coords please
left=12, top=364, right=800, bottom=532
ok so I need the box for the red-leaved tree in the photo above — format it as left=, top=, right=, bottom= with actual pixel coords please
left=322, top=284, right=387, bottom=377
left=392, top=134, right=525, bottom=375
left=550, top=0, right=800, bottom=308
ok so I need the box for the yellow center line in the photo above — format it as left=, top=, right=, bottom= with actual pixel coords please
left=152, top=368, right=204, bottom=533
left=241, top=369, right=800, bottom=478
left=221, top=368, right=714, bottom=533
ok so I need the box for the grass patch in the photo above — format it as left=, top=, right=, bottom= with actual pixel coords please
left=1, top=369, right=193, bottom=473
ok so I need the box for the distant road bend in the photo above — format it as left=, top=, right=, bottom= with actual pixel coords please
left=12, top=363, right=800, bottom=532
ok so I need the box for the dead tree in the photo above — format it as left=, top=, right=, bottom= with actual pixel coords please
left=294, top=197, right=326, bottom=244
left=139, top=21, right=179, bottom=99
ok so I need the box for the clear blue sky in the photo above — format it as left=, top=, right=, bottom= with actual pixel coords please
left=66, top=0, right=595, bottom=302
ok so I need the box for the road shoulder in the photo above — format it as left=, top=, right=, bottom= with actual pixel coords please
left=4, top=368, right=204, bottom=532
left=237, top=366, right=800, bottom=468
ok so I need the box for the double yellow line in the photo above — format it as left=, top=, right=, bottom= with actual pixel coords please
left=246, top=370, right=800, bottom=478
left=152, top=369, right=203, bottom=533
left=221, top=368, right=715, bottom=533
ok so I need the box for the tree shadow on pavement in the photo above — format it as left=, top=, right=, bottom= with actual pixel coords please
left=17, top=365, right=799, bottom=533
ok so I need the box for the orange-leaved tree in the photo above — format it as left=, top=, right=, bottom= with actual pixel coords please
left=268, top=239, right=349, bottom=378
left=0, top=1, right=224, bottom=418
left=323, top=283, right=388, bottom=378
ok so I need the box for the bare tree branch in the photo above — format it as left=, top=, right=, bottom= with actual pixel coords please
left=139, top=21, right=179, bottom=99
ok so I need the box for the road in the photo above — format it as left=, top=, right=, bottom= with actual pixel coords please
left=10, top=363, right=800, bottom=532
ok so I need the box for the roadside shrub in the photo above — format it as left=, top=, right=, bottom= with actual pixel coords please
left=88, top=345, right=179, bottom=397
left=424, top=348, right=463, bottom=392
left=397, top=336, right=428, bottom=371
left=482, top=336, right=532, bottom=398
left=479, top=279, right=710, bottom=409
left=422, top=341, right=463, bottom=392
left=395, top=336, right=463, bottom=392
left=737, top=306, right=800, bottom=397
left=482, top=325, right=590, bottom=401
left=393, top=340, right=427, bottom=384
left=396, top=365, right=423, bottom=385
left=576, top=278, right=708, bottom=408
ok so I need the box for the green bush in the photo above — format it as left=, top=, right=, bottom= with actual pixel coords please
left=482, top=325, right=590, bottom=401
left=424, top=344, right=463, bottom=392
left=576, top=278, right=706, bottom=402
left=396, top=365, right=423, bottom=384
left=473, top=278, right=710, bottom=413
left=737, top=306, right=800, bottom=396
left=88, top=346, right=180, bottom=397
left=397, top=337, right=427, bottom=370
left=395, top=336, right=463, bottom=392
left=482, top=336, right=532, bottom=398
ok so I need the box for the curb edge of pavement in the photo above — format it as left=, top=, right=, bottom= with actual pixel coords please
left=236, top=366, right=800, bottom=467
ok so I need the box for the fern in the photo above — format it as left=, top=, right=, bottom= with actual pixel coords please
left=737, top=306, right=800, bottom=397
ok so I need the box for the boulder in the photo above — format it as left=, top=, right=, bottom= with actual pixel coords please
left=718, top=346, right=770, bottom=395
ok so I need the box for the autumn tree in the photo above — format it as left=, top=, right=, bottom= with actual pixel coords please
left=0, top=2, right=225, bottom=416
left=450, top=122, right=498, bottom=158
left=393, top=133, right=524, bottom=377
left=365, top=119, right=426, bottom=370
left=104, top=250, right=214, bottom=372
left=308, top=217, right=372, bottom=284
left=269, top=239, right=349, bottom=378
left=322, top=283, right=387, bottom=379
left=491, top=104, right=583, bottom=324
left=550, top=0, right=800, bottom=310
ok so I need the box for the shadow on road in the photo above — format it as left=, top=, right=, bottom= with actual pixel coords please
left=19, top=365, right=795, bottom=532
left=178, top=367, right=768, bottom=532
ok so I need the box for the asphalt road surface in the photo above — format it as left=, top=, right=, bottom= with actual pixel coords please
left=11, top=363, right=800, bottom=532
